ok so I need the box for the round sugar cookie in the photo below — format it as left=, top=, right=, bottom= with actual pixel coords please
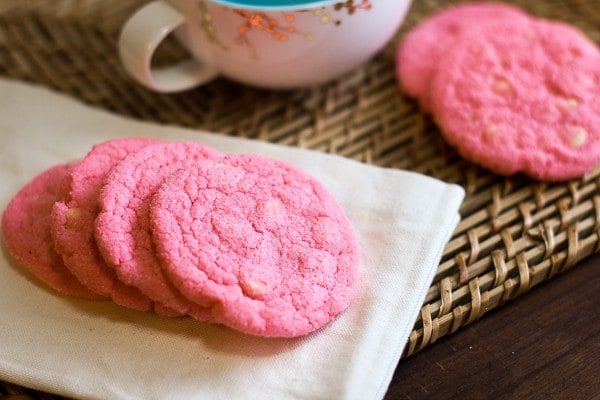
left=95, top=141, right=221, bottom=321
left=396, top=2, right=529, bottom=111
left=1, top=164, right=103, bottom=299
left=150, top=154, right=360, bottom=337
left=429, top=19, right=600, bottom=181
left=52, top=138, right=158, bottom=311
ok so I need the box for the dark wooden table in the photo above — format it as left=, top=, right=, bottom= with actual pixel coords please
left=385, top=254, right=600, bottom=400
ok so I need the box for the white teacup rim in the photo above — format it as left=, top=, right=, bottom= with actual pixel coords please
left=209, top=0, right=346, bottom=11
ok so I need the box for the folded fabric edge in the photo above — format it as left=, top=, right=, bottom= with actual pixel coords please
left=373, top=186, right=464, bottom=400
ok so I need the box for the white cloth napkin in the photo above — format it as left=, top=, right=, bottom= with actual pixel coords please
left=0, top=78, right=464, bottom=400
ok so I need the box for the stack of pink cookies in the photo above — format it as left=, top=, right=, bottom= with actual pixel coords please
left=1, top=138, right=360, bottom=338
left=396, top=2, right=600, bottom=181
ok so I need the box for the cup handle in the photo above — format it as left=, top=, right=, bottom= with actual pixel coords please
left=118, top=1, right=219, bottom=92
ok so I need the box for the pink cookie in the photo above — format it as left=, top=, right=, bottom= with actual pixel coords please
left=150, top=154, right=360, bottom=337
left=95, top=141, right=221, bottom=321
left=429, top=19, right=600, bottom=181
left=2, top=164, right=103, bottom=299
left=52, top=138, right=158, bottom=311
left=396, top=2, right=529, bottom=111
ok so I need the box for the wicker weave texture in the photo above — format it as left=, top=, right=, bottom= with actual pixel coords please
left=0, top=2, right=599, bottom=390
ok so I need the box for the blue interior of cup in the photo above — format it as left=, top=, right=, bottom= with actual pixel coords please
left=209, top=0, right=337, bottom=11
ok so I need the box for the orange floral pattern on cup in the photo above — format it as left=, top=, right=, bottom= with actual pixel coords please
left=196, top=0, right=373, bottom=59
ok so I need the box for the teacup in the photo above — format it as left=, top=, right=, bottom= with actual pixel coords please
left=118, top=0, right=412, bottom=91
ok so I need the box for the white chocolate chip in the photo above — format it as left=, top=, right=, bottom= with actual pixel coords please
left=493, top=78, right=511, bottom=93
left=65, top=208, right=83, bottom=229
left=556, top=97, right=579, bottom=110
left=524, top=29, right=536, bottom=41
left=240, top=278, right=267, bottom=299
left=570, top=127, right=587, bottom=148
left=482, top=124, right=500, bottom=145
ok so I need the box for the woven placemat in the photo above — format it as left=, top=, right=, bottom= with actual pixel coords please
left=1, top=0, right=599, bottom=397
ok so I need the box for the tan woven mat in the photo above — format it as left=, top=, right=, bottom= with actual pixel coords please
left=1, top=0, right=599, bottom=397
